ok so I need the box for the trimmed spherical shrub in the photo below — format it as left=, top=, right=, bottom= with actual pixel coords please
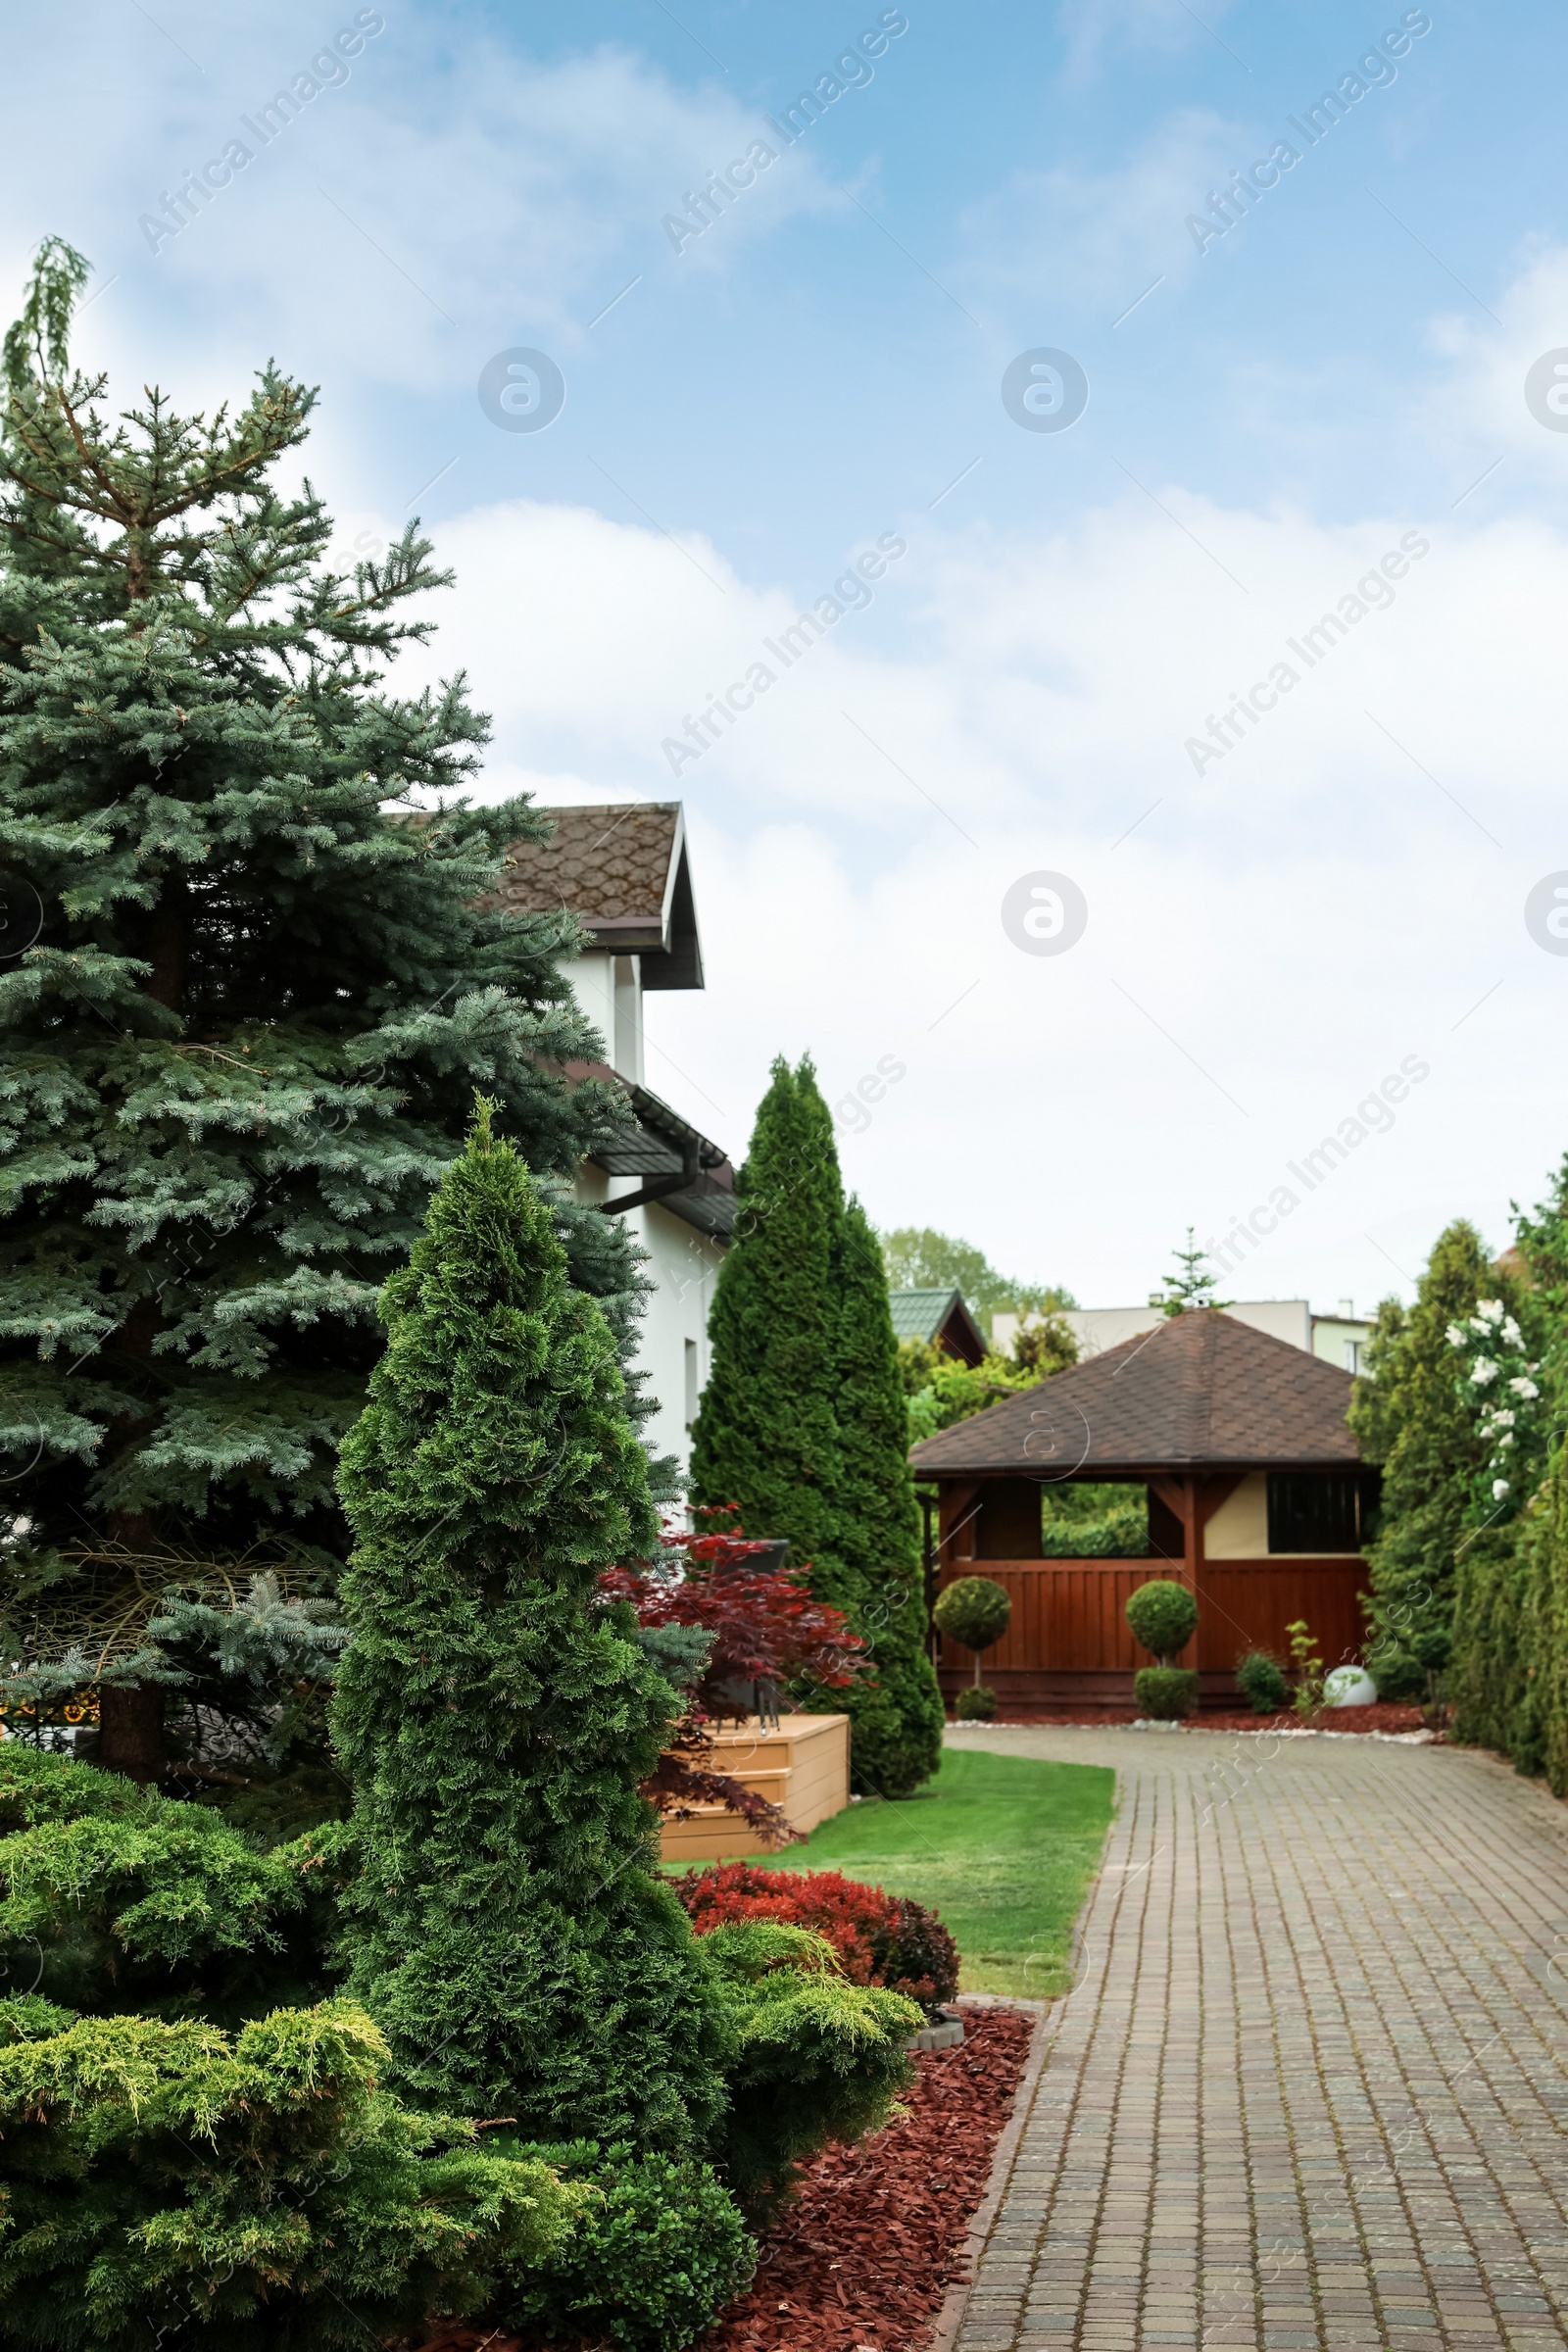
left=956, top=1686, right=998, bottom=1722
left=1125, top=1579, right=1198, bottom=1665
left=933, top=1576, right=1012, bottom=1655
left=1236, top=1649, right=1291, bottom=1714
left=1135, top=1667, right=1200, bottom=1721
left=501, top=2143, right=756, bottom=2352
left=670, top=1864, right=958, bottom=2007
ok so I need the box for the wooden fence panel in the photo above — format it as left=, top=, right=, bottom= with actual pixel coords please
left=936, top=1557, right=1371, bottom=1685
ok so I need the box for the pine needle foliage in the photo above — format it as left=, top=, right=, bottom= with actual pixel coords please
left=329, top=1106, right=730, bottom=2148
left=0, top=239, right=643, bottom=1759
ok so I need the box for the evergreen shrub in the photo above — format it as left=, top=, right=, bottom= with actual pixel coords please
left=1133, top=1668, right=1199, bottom=1721
left=956, top=1686, right=999, bottom=1721
left=698, top=1920, right=919, bottom=2216
left=672, top=1863, right=958, bottom=2008
left=500, top=2143, right=755, bottom=2352
left=933, top=1576, right=1011, bottom=1698
left=0, top=1996, right=582, bottom=2352
left=329, top=1107, right=730, bottom=2148
left=1124, top=1580, right=1198, bottom=1664
left=1235, top=1651, right=1290, bottom=1714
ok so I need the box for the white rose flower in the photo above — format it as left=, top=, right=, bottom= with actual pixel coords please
left=1508, top=1376, right=1540, bottom=1399
left=1493, top=1478, right=1512, bottom=1499
left=1502, top=1316, right=1523, bottom=1347
left=1471, top=1358, right=1499, bottom=1385
left=1446, top=1324, right=1466, bottom=1348
left=1476, top=1298, right=1505, bottom=1325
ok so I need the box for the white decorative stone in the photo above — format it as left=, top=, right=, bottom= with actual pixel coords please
left=1324, top=1666, right=1378, bottom=1708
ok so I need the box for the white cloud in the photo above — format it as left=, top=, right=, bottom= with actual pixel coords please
left=387, top=457, right=1567, bottom=1310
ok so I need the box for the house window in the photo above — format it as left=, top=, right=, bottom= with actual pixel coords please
left=1343, top=1339, right=1361, bottom=1374
left=1266, top=1472, right=1367, bottom=1554
left=683, top=1338, right=699, bottom=1430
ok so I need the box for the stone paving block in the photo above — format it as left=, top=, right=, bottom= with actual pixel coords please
left=947, top=1726, right=1568, bottom=2350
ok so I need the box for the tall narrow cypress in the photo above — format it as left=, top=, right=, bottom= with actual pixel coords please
left=832, top=1197, right=944, bottom=1794
left=330, top=1105, right=729, bottom=2147
left=691, top=1058, right=940, bottom=1794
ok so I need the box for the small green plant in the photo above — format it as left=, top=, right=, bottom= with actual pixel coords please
left=1124, top=1579, right=1198, bottom=1664
left=1286, top=1620, right=1326, bottom=1720
left=933, top=1576, right=1011, bottom=1691
left=1235, top=1649, right=1291, bottom=1715
left=956, top=1686, right=998, bottom=1721
left=1133, top=1666, right=1199, bottom=1721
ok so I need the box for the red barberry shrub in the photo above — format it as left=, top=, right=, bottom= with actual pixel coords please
left=671, top=1863, right=959, bottom=2010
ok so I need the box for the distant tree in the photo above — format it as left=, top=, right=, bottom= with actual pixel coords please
left=878, top=1227, right=1073, bottom=1339
left=1151, top=1228, right=1231, bottom=1317
left=1349, top=1221, right=1510, bottom=1703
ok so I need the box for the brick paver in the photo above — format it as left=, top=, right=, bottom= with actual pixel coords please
left=946, top=1726, right=1568, bottom=2351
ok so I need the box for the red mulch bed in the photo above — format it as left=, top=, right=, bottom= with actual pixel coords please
left=410, top=2007, right=1033, bottom=2352
left=1193, top=1702, right=1433, bottom=1736
left=702, top=2004, right=1033, bottom=2352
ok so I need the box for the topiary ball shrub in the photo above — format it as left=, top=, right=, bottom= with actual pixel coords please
left=933, top=1576, right=1012, bottom=1656
left=501, top=2142, right=756, bottom=2352
left=1134, top=1667, right=1200, bottom=1721
left=671, top=1864, right=958, bottom=2007
left=1125, top=1579, right=1198, bottom=1665
left=1236, top=1650, right=1291, bottom=1714
left=956, top=1686, right=998, bottom=1722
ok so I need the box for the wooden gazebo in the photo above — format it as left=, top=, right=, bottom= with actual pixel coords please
left=909, top=1309, right=1378, bottom=1716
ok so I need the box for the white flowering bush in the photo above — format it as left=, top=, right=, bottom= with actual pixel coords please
left=1446, top=1298, right=1546, bottom=1522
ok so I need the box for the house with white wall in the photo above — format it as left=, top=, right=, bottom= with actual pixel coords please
left=995, top=1298, right=1377, bottom=1373
left=497, top=802, right=732, bottom=1477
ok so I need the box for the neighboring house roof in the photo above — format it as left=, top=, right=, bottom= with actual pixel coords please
left=908, top=1308, right=1362, bottom=1477
left=889, top=1288, right=987, bottom=1366
left=495, top=802, right=704, bottom=989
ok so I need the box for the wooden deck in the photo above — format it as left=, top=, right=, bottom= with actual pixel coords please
left=935, top=1555, right=1371, bottom=1717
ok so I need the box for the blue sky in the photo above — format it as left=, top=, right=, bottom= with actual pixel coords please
left=10, top=0, right=1568, bottom=1312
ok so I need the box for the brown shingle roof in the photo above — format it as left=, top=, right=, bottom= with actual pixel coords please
left=496, top=803, right=703, bottom=987
left=908, top=1309, right=1362, bottom=1476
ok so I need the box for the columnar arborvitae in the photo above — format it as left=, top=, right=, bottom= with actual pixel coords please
left=690, top=1058, right=844, bottom=1588
left=1350, top=1220, right=1501, bottom=1699
left=691, top=1058, right=939, bottom=1794
left=331, top=1107, right=730, bottom=2145
left=832, top=1198, right=943, bottom=1794
left=0, top=241, right=642, bottom=1775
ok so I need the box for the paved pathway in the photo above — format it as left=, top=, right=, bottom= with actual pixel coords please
left=947, top=1725, right=1568, bottom=2352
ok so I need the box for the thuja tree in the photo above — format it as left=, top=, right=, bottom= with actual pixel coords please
left=0, top=241, right=640, bottom=1776
left=331, top=1106, right=730, bottom=2147
left=1349, top=1220, right=1512, bottom=1702
left=691, top=1057, right=939, bottom=1794
left=833, top=1198, right=942, bottom=1793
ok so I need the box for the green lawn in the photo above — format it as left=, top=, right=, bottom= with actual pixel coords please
left=729, top=1748, right=1115, bottom=1998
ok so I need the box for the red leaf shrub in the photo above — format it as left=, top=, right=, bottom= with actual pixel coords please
left=601, top=1522, right=865, bottom=1718
left=672, top=1863, right=959, bottom=2010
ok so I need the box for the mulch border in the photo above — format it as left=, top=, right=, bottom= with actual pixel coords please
left=922, top=1994, right=1051, bottom=2352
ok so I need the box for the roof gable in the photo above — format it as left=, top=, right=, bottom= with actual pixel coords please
left=496, top=802, right=704, bottom=988
left=908, top=1308, right=1361, bottom=1475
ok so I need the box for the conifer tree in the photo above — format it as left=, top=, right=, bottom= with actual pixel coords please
left=1350, top=1220, right=1506, bottom=1699
left=0, top=241, right=642, bottom=1775
left=833, top=1198, right=943, bottom=1793
left=691, top=1059, right=938, bottom=1794
left=331, top=1104, right=730, bottom=2144
left=690, top=1058, right=843, bottom=1585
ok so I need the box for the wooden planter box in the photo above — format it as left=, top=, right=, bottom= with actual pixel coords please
left=658, top=1712, right=851, bottom=1863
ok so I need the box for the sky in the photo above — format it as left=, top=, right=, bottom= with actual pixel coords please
left=10, top=0, right=1568, bottom=1316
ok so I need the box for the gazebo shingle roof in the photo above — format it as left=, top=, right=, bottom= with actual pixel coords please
left=908, top=1308, right=1362, bottom=1476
